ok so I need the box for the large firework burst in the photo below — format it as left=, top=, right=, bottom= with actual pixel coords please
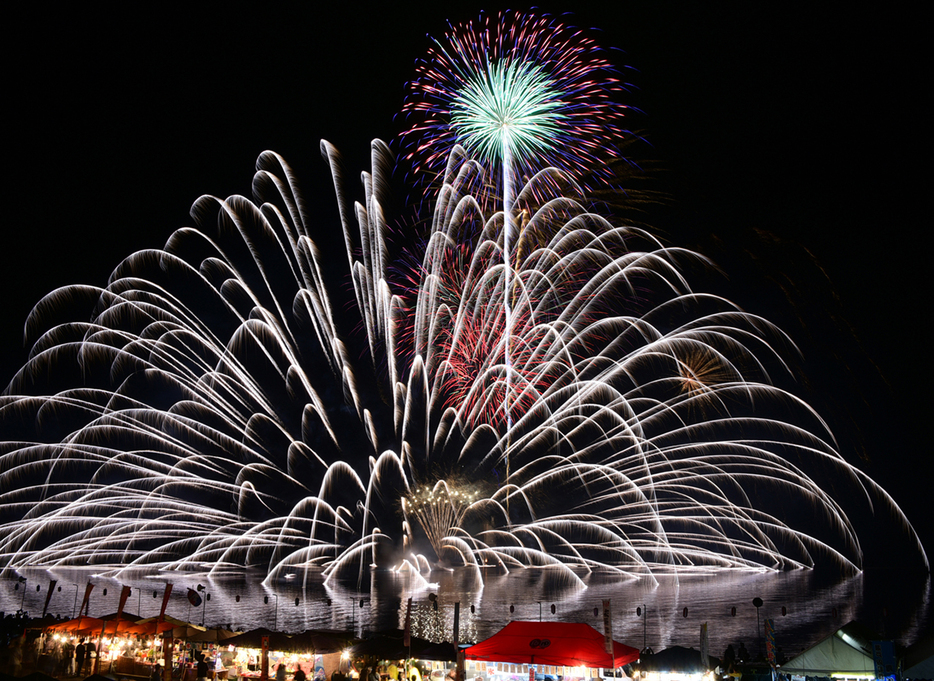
left=0, top=141, right=925, bottom=582
left=0, top=12, right=926, bottom=584
left=400, top=11, right=634, bottom=189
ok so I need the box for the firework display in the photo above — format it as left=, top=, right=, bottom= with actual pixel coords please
left=0, top=12, right=925, bottom=583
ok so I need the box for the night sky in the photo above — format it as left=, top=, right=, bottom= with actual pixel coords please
left=4, top=5, right=929, bottom=558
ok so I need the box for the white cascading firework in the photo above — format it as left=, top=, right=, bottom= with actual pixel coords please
left=0, top=142, right=926, bottom=585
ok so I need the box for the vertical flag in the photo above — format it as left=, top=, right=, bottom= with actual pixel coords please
left=116, top=585, right=132, bottom=628
left=871, top=640, right=897, bottom=681
left=765, top=618, right=776, bottom=665
left=700, top=623, right=709, bottom=670
left=158, top=583, right=173, bottom=622
left=79, top=582, right=95, bottom=617
left=42, top=579, right=57, bottom=617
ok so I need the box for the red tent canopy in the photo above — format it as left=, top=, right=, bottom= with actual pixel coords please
left=46, top=616, right=104, bottom=635
left=465, top=622, right=639, bottom=669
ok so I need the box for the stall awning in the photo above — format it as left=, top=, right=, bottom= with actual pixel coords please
left=465, top=622, right=639, bottom=668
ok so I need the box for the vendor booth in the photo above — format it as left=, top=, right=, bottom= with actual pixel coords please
left=781, top=622, right=879, bottom=681
left=465, top=621, right=639, bottom=681
left=633, top=646, right=718, bottom=681
left=221, top=628, right=350, bottom=681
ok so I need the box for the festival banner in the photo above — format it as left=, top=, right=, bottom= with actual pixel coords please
left=116, top=585, right=132, bottom=620
left=79, top=582, right=95, bottom=617
left=700, top=622, right=709, bottom=669
left=42, top=579, right=57, bottom=617
left=765, top=618, right=776, bottom=665
left=158, top=583, right=173, bottom=621
left=871, top=640, right=897, bottom=681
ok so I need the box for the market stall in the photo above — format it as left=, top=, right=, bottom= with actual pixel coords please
left=465, top=621, right=639, bottom=681
left=220, top=628, right=350, bottom=681
left=633, top=646, right=718, bottom=681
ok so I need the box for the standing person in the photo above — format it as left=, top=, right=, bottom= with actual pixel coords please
left=76, top=639, right=87, bottom=677
left=294, top=667, right=307, bottom=681
left=61, top=637, right=75, bottom=677
left=196, top=653, right=209, bottom=681
left=86, top=639, right=97, bottom=675
left=276, top=663, right=287, bottom=681
left=722, top=644, right=736, bottom=672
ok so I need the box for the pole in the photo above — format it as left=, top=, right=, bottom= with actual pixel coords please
left=95, top=618, right=106, bottom=675
left=163, top=633, right=174, bottom=681
left=456, top=648, right=465, bottom=681
left=72, top=584, right=79, bottom=618
left=753, top=597, right=763, bottom=658
left=261, top=636, right=269, bottom=681
left=643, top=605, right=646, bottom=652
left=637, top=605, right=646, bottom=653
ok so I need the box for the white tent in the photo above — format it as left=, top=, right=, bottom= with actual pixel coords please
left=781, top=623, right=876, bottom=679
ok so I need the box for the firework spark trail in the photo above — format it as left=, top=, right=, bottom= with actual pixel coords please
left=0, top=12, right=928, bottom=582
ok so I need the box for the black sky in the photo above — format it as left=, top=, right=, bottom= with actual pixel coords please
left=3, top=5, right=929, bottom=555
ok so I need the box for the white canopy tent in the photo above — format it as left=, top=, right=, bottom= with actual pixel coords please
left=781, top=623, right=876, bottom=680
